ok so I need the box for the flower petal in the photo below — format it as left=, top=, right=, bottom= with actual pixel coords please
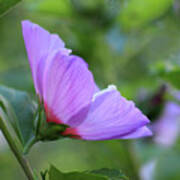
left=74, top=85, right=151, bottom=140
left=120, top=126, right=152, bottom=139
left=22, top=20, right=71, bottom=95
left=153, top=102, right=180, bottom=146
left=43, top=52, right=95, bottom=125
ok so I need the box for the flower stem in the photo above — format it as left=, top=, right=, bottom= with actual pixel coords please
left=23, top=135, right=37, bottom=155
left=0, top=113, right=35, bottom=180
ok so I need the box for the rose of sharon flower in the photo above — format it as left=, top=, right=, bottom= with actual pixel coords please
left=153, top=101, right=180, bottom=146
left=22, top=20, right=152, bottom=140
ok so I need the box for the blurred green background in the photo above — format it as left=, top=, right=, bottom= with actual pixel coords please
left=1, top=0, right=180, bottom=179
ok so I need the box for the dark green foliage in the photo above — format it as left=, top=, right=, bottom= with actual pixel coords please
left=49, top=166, right=107, bottom=180
left=0, top=85, right=36, bottom=146
left=49, top=166, right=128, bottom=180
left=91, top=168, right=129, bottom=180
left=152, top=61, right=180, bottom=89
left=0, top=0, right=21, bottom=17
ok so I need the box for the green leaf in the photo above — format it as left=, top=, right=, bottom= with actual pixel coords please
left=118, top=0, right=173, bottom=29
left=49, top=166, right=128, bottom=180
left=0, top=0, right=21, bottom=17
left=154, top=150, right=180, bottom=180
left=91, top=168, right=129, bottom=180
left=0, top=85, right=36, bottom=147
left=151, top=61, right=180, bottom=89
left=49, top=166, right=106, bottom=180
left=25, top=0, right=72, bottom=16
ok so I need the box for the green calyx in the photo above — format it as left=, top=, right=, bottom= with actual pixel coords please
left=34, top=102, right=68, bottom=142
left=24, top=101, right=69, bottom=154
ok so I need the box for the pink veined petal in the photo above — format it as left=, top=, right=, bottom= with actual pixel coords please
left=21, top=20, right=71, bottom=96
left=70, top=85, right=151, bottom=140
left=43, top=52, right=95, bottom=125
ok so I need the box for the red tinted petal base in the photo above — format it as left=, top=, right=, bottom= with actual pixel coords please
left=62, top=128, right=81, bottom=139
left=44, top=103, right=81, bottom=139
left=44, top=103, right=63, bottom=124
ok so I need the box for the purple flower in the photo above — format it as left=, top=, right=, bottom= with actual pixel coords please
left=140, top=160, right=156, bottom=180
left=153, top=101, right=180, bottom=146
left=22, top=20, right=152, bottom=140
